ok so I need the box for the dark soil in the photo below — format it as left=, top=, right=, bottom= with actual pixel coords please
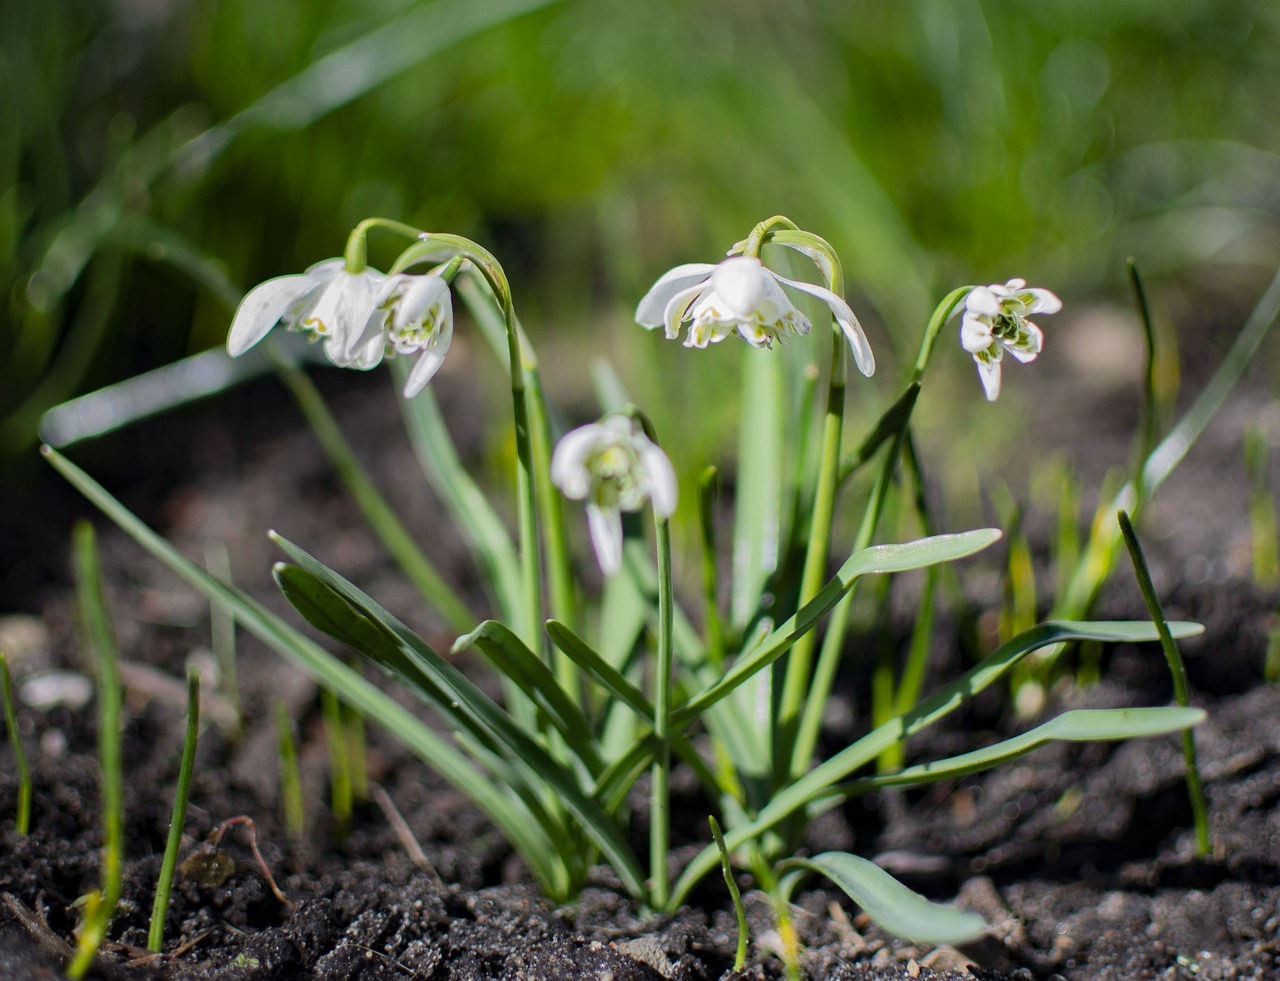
left=2, top=334, right=1279, bottom=980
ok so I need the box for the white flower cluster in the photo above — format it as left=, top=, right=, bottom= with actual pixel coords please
left=960, top=278, right=1062, bottom=400
left=227, top=260, right=455, bottom=398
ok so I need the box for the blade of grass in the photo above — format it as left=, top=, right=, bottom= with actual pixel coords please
left=1118, top=510, right=1211, bottom=855
left=0, top=652, right=31, bottom=835
left=274, top=701, right=306, bottom=844
left=67, top=521, right=124, bottom=979
left=148, top=667, right=200, bottom=952
left=710, top=816, right=748, bottom=971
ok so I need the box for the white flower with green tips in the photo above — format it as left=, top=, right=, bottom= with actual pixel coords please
left=635, top=255, right=874, bottom=376
left=377, top=270, right=455, bottom=398
left=551, top=415, right=677, bottom=576
left=227, top=261, right=456, bottom=397
left=960, top=278, right=1062, bottom=401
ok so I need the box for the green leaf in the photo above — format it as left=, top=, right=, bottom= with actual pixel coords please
left=455, top=620, right=603, bottom=774
left=40, top=446, right=567, bottom=895
left=668, top=618, right=1203, bottom=907
left=779, top=852, right=986, bottom=946
left=730, top=343, right=785, bottom=630
left=674, top=529, right=1002, bottom=728
left=270, top=533, right=647, bottom=896
left=838, top=382, right=921, bottom=483
left=546, top=620, right=654, bottom=723
left=838, top=707, right=1205, bottom=795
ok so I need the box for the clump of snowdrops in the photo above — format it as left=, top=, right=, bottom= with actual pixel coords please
left=45, top=214, right=1205, bottom=953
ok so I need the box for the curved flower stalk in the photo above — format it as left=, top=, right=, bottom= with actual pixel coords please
left=960, top=278, right=1062, bottom=400
left=550, top=414, right=677, bottom=575
left=636, top=255, right=875, bottom=377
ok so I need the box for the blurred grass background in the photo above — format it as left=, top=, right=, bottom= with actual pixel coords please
left=3, top=0, right=1278, bottom=462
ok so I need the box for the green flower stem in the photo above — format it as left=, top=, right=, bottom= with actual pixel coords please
left=1, top=652, right=31, bottom=835
left=149, top=668, right=200, bottom=953
left=343, top=216, right=428, bottom=272
left=776, top=329, right=847, bottom=785
left=650, top=515, right=674, bottom=910
left=697, top=467, right=725, bottom=671
left=272, top=352, right=475, bottom=633
left=1118, top=509, right=1211, bottom=856
left=424, top=234, right=545, bottom=654
left=789, top=288, right=970, bottom=779
left=68, top=522, right=124, bottom=980
left=740, top=215, right=801, bottom=258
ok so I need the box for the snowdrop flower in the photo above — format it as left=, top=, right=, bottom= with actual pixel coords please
left=227, top=259, right=384, bottom=368
left=551, top=415, right=677, bottom=576
left=377, top=270, right=455, bottom=398
left=635, top=255, right=874, bottom=376
left=960, top=278, right=1062, bottom=401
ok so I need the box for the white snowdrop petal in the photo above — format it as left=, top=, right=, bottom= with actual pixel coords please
left=635, top=264, right=718, bottom=328
left=586, top=504, right=624, bottom=576
left=227, top=275, right=311, bottom=356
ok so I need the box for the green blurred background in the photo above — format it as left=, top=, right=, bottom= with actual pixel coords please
left=3, top=0, right=1278, bottom=458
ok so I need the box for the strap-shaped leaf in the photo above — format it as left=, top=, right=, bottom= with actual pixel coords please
left=779, top=852, right=986, bottom=946
left=838, top=382, right=921, bottom=484
left=668, top=618, right=1203, bottom=908
left=674, top=529, right=1002, bottom=728
left=39, top=447, right=567, bottom=894
left=270, top=533, right=647, bottom=896
left=546, top=620, right=654, bottom=723
left=274, top=563, right=512, bottom=762
left=455, top=620, right=603, bottom=775
left=836, top=707, right=1205, bottom=796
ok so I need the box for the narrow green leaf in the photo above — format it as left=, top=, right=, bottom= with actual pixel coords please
left=779, top=852, right=986, bottom=946
left=669, top=618, right=1203, bottom=907
left=455, top=620, right=603, bottom=774
left=41, top=447, right=563, bottom=894
left=730, top=344, right=785, bottom=630
left=838, top=382, right=921, bottom=484
left=270, top=534, right=646, bottom=895
left=839, top=707, right=1205, bottom=794
left=675, top=529, right=1002, bottom=727
left=546, top=620, right=654, bottom=723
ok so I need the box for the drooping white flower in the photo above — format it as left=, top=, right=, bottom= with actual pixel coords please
left=551, top=415, right=677, bottom=575
left=227, top=260, right=457, bottom=398
left=635, top=255, right=875, bottom=376
left=227, top=259, right=384, bottom=368
left=960, top=278, right=1062, bottom=401
left=376, top=270, right=455, bottom=398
